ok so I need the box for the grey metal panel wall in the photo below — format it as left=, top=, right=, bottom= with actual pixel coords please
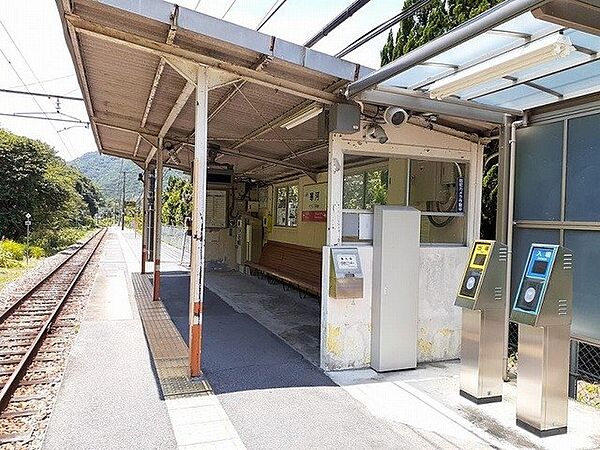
left=514, top=123, right=563, bottom=221
left=514, top=108, right=600, bottom=345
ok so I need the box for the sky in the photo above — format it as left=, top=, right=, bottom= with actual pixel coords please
left=0, top=0, right=403, bottom=161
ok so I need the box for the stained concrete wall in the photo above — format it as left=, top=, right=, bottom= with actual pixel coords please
left=417, top=246, right=469, bottom=362
left=321, top=122, right=481, bottom=371
left=320, top=244, right=470, bottom=370
left=321, top=245, right=373, bottom=370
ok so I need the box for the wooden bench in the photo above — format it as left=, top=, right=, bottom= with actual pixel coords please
left=246, top=241, right=322, bottom=297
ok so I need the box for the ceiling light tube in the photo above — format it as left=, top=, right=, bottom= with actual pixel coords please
left=280, top=105, right=324, bottom=129
left=429, top=33, right=575, bottom=100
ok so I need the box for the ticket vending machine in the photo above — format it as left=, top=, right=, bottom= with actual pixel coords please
left=455, top=240, right=508, bottom=404
left=511, top=244, right=573, bottom=437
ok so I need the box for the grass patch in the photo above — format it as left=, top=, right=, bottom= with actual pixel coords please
left=0, top=265, right=30, bottom=292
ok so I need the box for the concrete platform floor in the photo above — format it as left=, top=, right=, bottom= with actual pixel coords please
left=159, top=270, right=493, bottom=450
left=43, top=229, right=177, bottom=450
left=118, top=229, right=600, bottom=449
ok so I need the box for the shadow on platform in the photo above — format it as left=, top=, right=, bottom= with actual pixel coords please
left=156, top=271, right=335, bottom=395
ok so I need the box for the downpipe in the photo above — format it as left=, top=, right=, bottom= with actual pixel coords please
left=503, top=118, right=524, bottom=381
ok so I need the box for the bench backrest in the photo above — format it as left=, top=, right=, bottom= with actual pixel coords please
left=258, top=241, right=322, bottom=286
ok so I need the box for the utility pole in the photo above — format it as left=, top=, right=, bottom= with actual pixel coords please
left=121, top=171, right=126, bottom=231
left=24, top=213, right=31, bottom=266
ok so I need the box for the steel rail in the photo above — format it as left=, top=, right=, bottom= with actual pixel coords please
left=0, top=229, right=104, bottom=323
left=0, top=228, right=107, bottom=411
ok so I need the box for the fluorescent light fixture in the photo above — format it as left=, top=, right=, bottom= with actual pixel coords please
left=429, top=33, right=575, bottom=100
left=280, top=105, right=323, bottom=129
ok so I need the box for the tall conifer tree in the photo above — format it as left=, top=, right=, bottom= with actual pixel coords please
left=379, top=0, right=503, bottom=238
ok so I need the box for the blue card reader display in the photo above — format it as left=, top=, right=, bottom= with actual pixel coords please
left=526, top=247, right=555, bottom=280
left=514, top=246, right=557, bottom=315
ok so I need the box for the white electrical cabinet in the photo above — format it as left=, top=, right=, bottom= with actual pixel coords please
left=371, top=206, right=420, bottom=372
left=342, top=211, right=373, bottom=241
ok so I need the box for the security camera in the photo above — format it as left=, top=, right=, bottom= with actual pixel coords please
left=383, top=107, right=409, bottom=127
left=366, top=124, right=388, bottom=144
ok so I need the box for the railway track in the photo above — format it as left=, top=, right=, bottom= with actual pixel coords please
left=0, top=229, right=106, bottom=445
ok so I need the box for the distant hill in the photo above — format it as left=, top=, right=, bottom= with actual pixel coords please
left=69, top=151, right=188, bottom=202
left=69, top=151, right=142, bottom=202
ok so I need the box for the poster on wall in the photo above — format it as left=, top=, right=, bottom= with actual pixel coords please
left=206, top=190, right=228, bottom=228
left=302, top=183, right=327, bottom=222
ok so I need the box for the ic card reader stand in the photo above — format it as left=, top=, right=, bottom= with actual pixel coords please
left=511, top=244, right=573, bottom=437
left=329, top=247, right=363, bottom=299
left=455, top=240, right=508, bottom=404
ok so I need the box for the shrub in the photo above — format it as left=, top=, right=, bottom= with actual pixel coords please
left=29, top=246, right=45, bottom=259
left=32, top=227, right=91, bottom=255
left=0, top=240, right=25, bottom=260
left=0, top=248, right=21, bottom=268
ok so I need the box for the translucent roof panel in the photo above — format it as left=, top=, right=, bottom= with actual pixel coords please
left=369, top=8, right=600, bottom=116
left=538, top=60, right=600, bottom=98
left=473, top=84, right=557, bottom=110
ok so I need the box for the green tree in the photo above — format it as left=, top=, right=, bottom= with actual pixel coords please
left=162, top=175, right=192, bottom=226
left=0, top=129, right=103, bottom=240
left=381, top=0, right=502, bottom=238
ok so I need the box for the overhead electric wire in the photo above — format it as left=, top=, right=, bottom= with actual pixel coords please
left=7, top=74, right=74, bottom=90
left=256, top=0, right=288, bottom=31
left=221, top=0, right=238, bottom=19
left=0, top=112, right=89, bottom=125
left=0, top=19, right=75, bottom=158
left=335, top=0, right=433, bottom=58
left=304, top=0, right=372, bottom=48
left=0, top=88, right=84, bottom=101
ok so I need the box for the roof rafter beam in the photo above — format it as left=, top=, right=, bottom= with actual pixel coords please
left=503, top=75, right=563, bottom=98
left=487, top=28, right=532, bottom=39
left=65, top=14, right=341, bottom=105
left=243, top=142, right=327, bottom=175
left=208, top=54, right=272, bottom=123
left=135, top=6, right=179, bottom=157
left=159, top=80, right=195, bottom=138
left=231, top=79, right=348, bottom=150
left=208, top=147, right=315, bottom=174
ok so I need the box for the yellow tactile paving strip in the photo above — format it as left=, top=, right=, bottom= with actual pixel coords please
left=131, top=273, right=211, bottom=398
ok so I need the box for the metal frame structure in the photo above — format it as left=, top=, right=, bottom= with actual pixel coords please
left=56, top=0, right=600, bottom=380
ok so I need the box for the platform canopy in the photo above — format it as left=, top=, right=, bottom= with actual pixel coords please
left=56, top=0, right=382, bottom=180
left=347, top=0, right=600, bottom=120
left=58, top=0, right=517, bottom=182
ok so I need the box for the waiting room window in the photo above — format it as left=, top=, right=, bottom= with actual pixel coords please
left=275, top=185, right=298, bottom=227
left=343, top=169, right=388, bottom=210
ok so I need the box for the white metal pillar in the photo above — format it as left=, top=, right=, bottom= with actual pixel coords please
left=153, top=141, right=163, bottom=301
left=141, top=165, right=149, bottom=274
left=189, top=66, right=208, bottom=377
left=326, top=133, right=344, bottom=246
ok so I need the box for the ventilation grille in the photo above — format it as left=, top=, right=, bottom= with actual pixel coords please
left=494, top=286, right=503, bottom=301
left=498, top=247, right=508, bottom=263
left=558, top=299, right=568, bottom=315
left=563, top=253, right=573, bottom=270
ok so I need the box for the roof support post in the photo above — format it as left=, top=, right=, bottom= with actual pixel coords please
left=189, top=66, right=208, bottom=378
left=326, top=134, right=344, bottom=247
left=153, top=139, right=164, bottom=302
left=141, top=165, right=149, bottom=274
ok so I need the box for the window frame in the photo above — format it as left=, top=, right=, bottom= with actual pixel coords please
left=274, top=184, right=299, bottom=228
left=342, top=165, right=389, bottom=210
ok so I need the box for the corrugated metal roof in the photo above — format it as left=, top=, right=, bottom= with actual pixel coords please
left=56, top=0, right=382, bottom=178
left=57, top=0, right=502, bottom=179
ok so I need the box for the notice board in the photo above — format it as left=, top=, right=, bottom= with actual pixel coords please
left=206, top=190, right=228, bottom=228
